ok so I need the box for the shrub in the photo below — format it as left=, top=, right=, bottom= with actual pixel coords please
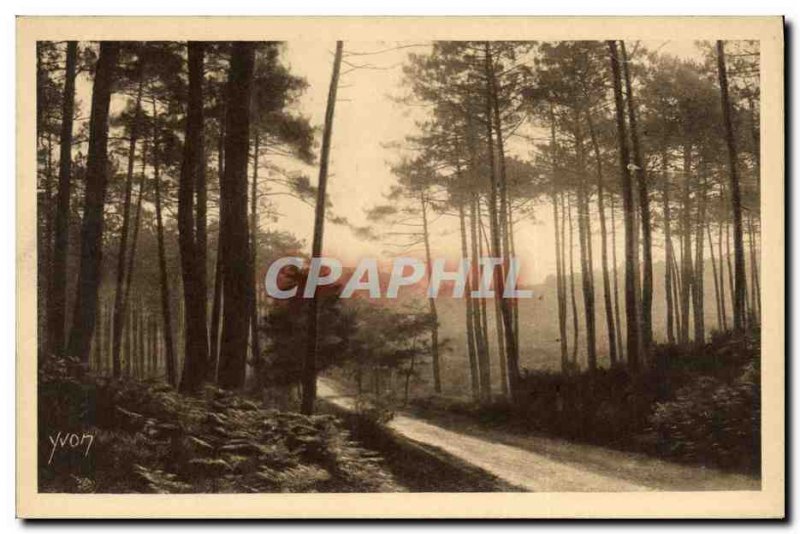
left=648, top=359, right=760, bottom=472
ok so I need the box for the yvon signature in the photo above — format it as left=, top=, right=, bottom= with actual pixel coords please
left=47, top=431, right=95, bottom=465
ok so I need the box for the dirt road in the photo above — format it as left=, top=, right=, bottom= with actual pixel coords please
left=317, top=379, right=760, bottom=492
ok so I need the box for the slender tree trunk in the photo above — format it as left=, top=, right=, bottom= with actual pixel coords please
left=661, top=146, right=676, bottom=344
left=124, top=305, right=132, bottom=376
left=301, top=41, right=343, bottom=414
left=725, top=220, right=735, bottom=318
left=464, top=123, right=491, bottom=397
left=548, top=108, right=569, bottom=371
left=509, top=207, right=520, bottom=352
left=421, top=194, right=442, bottom=394
left=478, top=207, right=501, bottom=396
left=718, top=222, right=729, bottom=330
left=122, top=138, right=149, bottom=325
left=670, top=248, right=683, bottom=338
left=708, top=223, right=723, bottom=332
left=249, top=132, right=263, bottom=380
left=48, top=41, right=78, bottom=357
left=552, top=189, right=568, bottom=371
left=110, top=76, right=144, bottom=375
left=717, top=41, right=747, bottom=332
left=209, top=104, right=226, bottom=379
left=566, top=194, right=579, bottom=364
left=471, top=195, right=492, bottom=399
left=572, top=119, right=597, bottom=372
left=138, top=304, right=145, bottom=378
left=693, top=172, right=707, bottom=344
left=748, top=214, right=761, bottom=323
left=620, top=41, right=653, bottom=354
left=106, top=301, right=113, bottom=372
left=41, top=131, right=55, bottom=353
left=679, top=142, right=694, bottom=344
left=151, top=99, right=178, bottom=387
left=610, top=195, right=624, bottom=360
left=179, top=42, right=210, bottom=393
left=484, top=43, right=520, bottom=401
left=459, top=201, right=480, bottom=400
left=587, top=112, right=617, bottom=365
left=607, top=40, right=640, bottom=370
left=66, top=42, right=119, bottom=361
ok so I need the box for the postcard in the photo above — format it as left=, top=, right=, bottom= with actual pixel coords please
left=16, top=16, right=784, bottom=518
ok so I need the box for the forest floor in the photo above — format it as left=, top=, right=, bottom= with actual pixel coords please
left=318, top=379, right=760, bottom=492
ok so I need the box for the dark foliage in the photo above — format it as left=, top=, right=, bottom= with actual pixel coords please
left=38, top=357, right=399, bottom=493
left=412, top=330, right=760, bottom=473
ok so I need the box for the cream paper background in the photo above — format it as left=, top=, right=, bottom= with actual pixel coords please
left=16, top=16, right=784, bottom=519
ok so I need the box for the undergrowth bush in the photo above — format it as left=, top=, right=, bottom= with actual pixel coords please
left=411, top=330, right=761, bottom=474
left=649, top=358, right=760, bottom=472
left=38, top=357, right=400, bottom=493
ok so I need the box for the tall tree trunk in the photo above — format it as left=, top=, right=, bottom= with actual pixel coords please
left=587, top=112, right=616, bottom=365
left=509, top=207, right=520, bottom=353
left=137, top=305, right=145, bottom=378
left=748, top=214, right=761, bottom=323
left=572, top=117, right=597, bottom=372
left=464, top=123, right=491, bottom=398
left=718, top=222, right=729, bottom=330
left=566, top=194, right=579, bottom=364
left=552, top=193, right=569, bottom=370
left=66, top=42, right=119, bottom=361
left=459, top=201, right=480, bottom=400
left=693, top=172, right=707, bottom=344
left=661, top=146, right=676, bottom=344
left=105, top=300, right=113, bottom=372
left=421, top=194, right=442, bottom=394
left=725, top=220, right=735, bottom=318
left=122, top=139, right=149, bottom=320
left=471, top=195, right=492, bottom=399
left=483, top=42, right=520, bottom=401
left=610, top=195, right=624, bottom=360
left=478, top=206, right=501, bottom=396
left=124, top=305, right=132, bottom=376
left=548, top=107, right=569, bottom=371
left=151, top=101, right=177, bottom=386
left=179, top=42, right=210, bottom=393
left=249, top=132, right=263, bottom=381
left=217, top=42, right=256, bottom=390
left=209, top=103, right=226, bottom=379
left=620, top=41, right=653, bottom=354
left=607, top=40, right=640, bottom=370
left=48, top=41, right=78, bottom=357
left=301, top=41, right=343, bottom=414
left=679, top=142, right=694, bottom=344
left=110, top=75, right=144, bottom=376
left=708, top=223, right=723, bottom=332
left=670, top=247, right=683, bottom=338
left=485, top=43, right=520, bottom=397
left=717, top=41, right=747, bottom=332
left=41, top=129, right=55, bottom=350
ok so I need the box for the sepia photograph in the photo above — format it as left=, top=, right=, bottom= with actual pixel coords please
left=15, top=16, right=784, bottom=519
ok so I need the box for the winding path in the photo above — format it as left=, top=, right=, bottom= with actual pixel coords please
left=317, top=379, right=760, bottom=492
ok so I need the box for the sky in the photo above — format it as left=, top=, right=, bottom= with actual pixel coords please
left=268, top=40, right=709, bottom=286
